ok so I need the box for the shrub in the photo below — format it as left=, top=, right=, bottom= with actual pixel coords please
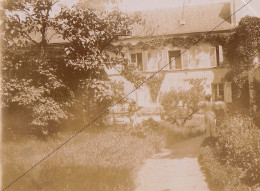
left=216, top=114, right=260, bottom=186
left=199, top=114, right=260, bottom=190
left=129, top=118, right=161, bottom=138
left=161, top=79, right=205, bottom=127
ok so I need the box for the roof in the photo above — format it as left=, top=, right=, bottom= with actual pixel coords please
left=131, top=2, right=233, bottom=37
left=29, top=2, right=234, bottom=45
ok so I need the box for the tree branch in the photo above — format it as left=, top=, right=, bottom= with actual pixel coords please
left=47, top=32, right=58, bottom=42
left=182, top=109, right=198, bottom=126
left=21, top=31, right=39, bottom=45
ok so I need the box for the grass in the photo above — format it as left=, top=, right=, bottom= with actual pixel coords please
left=158, top=114, right=206, bottom=146
left=2, top=116, right=206, bottom=191
left=2, top=125, right=165, bottom=191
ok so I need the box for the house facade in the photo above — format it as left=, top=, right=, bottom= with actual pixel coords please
left=107, top=0, right=253, bottom=111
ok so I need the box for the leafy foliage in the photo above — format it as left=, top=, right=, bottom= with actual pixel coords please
left=1, top=0, right=140, bottom=136
left=120, top=62, right=146, bottom=88
left=199, top=114, right=260, bottom=190
left=146, top=74, right=164, bottom=102
left=119, top=34, right=228, bottom=51
left=121, top=60, right=164, bottom=103
left=216, top=114, right=260, bottom=186
left=161, top=79, right=205, bottom=127
left=225, top=16, right=260, bottom=113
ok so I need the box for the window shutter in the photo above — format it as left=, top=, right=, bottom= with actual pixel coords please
left=188, top=52, right=195, bottom=69
left=205, top=83, right=211, bottom=95
left=161, top=50, right=169, bottom=70
left=210, top=47, right=217, bottom=67
left=125, top=53, right=131, bottom=63
left=219, top=45, right=224, bottom=64
left=142, top=51, right=148, bottom=71
left=182, top=50, right=189, bottom=69
left=224, top=82, right=232, bottom=103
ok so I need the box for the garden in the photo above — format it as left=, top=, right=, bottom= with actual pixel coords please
left=1, top=0, right=260, bottom=190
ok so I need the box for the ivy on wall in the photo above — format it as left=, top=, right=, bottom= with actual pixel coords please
left=119, top=33, right=229, bottom=51
left=146, top=74, right=165, bottom=103
left=120, top=62, right=146, bottom=88
left=120, top=62, right=164, bottom=103
left=118, top=16, right=260, bottom=113
left=224, top=16, right=260, bottom=113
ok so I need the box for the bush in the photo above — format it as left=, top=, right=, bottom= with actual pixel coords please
left=129, top=118, right=161, bottom=138
left=199, top=114, right=260, bottom=191
left=217, top=114, right=260, bottom=186
left=161, top=79, right=205, bottom=127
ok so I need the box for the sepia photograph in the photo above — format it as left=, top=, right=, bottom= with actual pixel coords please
left=1, top=0, right=260, bottom=190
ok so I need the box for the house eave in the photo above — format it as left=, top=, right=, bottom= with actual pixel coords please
left=117, top=28, right=234, bottom=43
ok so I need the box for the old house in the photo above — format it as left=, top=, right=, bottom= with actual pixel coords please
left=107, top=0, right=257, bottom=118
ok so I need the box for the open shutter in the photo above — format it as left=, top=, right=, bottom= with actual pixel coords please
left=142, top=51, right=148, bottom=71
left=205, top=83, right=212, bottom=95
left=182, top=50, right=189, bottom=69
left=224, top=82, right=232, bottom=103
left=218, top=45, right=224, bottom=64
left=125, top=53, right=131, bottom=63
left=210, top=47, right=217, bottom=67
left=161, top=50, right=169, bottom=70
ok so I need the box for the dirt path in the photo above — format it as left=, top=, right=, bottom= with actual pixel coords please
left=135, top=135, right=210, bottom=191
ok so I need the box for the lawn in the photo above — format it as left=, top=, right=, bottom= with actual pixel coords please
left=2, top=116, right=206, bottom=191
left=2, top=125, right=165, bottom=191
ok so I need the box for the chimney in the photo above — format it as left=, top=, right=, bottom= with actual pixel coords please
left=230, top=0, right=255, bottom=26
left=230, top=0, right=237, bottom=26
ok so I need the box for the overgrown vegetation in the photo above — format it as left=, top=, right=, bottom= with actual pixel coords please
left=161, top=79, right=205, bottom=127
left=199, top=114, right=260, bottom=191
left=2, top=124, right=165, bottom=191
left=1, top=0, right=140, bottom=137
left=225, top=16, right=260, bottom=114
left=146, top=74, right=164, bottom=102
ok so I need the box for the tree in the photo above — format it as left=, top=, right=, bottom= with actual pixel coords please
left=161, top=79, right=205, bottom=127
left=1, top=0, right=139, bottom=136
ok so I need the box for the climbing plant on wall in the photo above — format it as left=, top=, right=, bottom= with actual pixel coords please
left=119, top=33, right=229, bottom=50
left=120, top=61, right=165, bottom=103
left=120, top=16, right=260, bottom=114
left=224, top=16, right=260, bottom=113
left=120, top=62, right=146, bottom=88
left=146, top=74, right=165, bottom=103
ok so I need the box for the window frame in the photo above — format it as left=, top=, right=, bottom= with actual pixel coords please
left=168, top=50, right=182, bottom=70
left=212, top=83, right=224, bottom=101
left=130, top=53, right=143, bottom=71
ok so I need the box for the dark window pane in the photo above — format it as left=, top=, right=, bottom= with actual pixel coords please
left=137, top=53, right=143, bottom=71
left=169, top=50, right=182, bottom=69
left=131, top=54, right=136, bottom=63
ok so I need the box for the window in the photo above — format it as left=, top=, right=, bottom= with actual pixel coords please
left=210, top=47, right=217, bottom=67
left=131, top=53, right=143, bottom=71
left=216, top=45, right=224, bottom=66
left=212, top=83, right=224, bottom=101
left=168, top=50, right=182, bottom=69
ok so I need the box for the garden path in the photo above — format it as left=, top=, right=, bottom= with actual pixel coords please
left=134, top=135, right=210, bottom=191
